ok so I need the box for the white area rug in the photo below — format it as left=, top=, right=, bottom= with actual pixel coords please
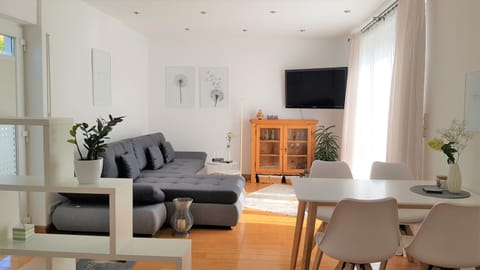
left=245, top=184, right=298, bottom=216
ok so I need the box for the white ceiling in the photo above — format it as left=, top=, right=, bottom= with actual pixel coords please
left=83, top=0, right=388, bottom=39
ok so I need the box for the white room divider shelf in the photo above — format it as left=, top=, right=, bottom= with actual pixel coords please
left=0, top=177, right=192, bottom=269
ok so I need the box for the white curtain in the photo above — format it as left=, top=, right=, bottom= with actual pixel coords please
left=341, top=34, right=361, bottom=167
left=343, top=11, right=397, bottom=178
left=386, top=0, right=426, bottom=179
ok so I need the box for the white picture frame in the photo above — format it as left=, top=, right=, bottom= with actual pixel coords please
left=165, top=66, right=195, bottom=107
left=91, top=49, right=111, bottom=106
left=200, top=67, right=228, bottom=108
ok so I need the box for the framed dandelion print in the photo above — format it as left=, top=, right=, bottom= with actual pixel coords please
left=166, top=66, right=195, bottom=107
left=200, top=67, right=229, bottom=108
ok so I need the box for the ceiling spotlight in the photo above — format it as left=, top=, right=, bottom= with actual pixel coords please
left=184, top=28, right=190, bottom=31
left=344, top=9, right=351, bottom=13
left=242, top=29, right=248, bottom=32
left=269, top=10, right=277, bottom=14
left=200, top=11, right=207, bottom=15
left=133, top=11, right=140, bottom=15
left=299, top=29, right=306, bottom=32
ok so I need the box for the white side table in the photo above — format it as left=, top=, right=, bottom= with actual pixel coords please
left=205, top=162, right=241, bottom=175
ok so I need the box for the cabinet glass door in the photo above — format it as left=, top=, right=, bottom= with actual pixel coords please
left=285, top=127, right=309, bottom=171
left=257, top=126, right=282, bottom=171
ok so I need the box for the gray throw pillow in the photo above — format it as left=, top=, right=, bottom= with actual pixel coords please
left=132, top=183, right=165, bottom=204
left=160, top=141, right=175, bottom=163
left=119, top=152, right=140, bottom=179
left=146, top=145, right=165, bottom=169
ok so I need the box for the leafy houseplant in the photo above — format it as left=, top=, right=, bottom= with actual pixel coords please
left=68, top=115, right=124, bottom=184
left=313, top=125, right=340, bottom=161
left=68, top=115, right=125, bottom=160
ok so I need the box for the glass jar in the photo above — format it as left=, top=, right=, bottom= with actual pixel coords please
left=170, top=197, right=194, bottom=237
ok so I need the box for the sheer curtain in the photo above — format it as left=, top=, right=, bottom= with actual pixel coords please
left=386, top=0, right=426, bottom=179
left=344, top=12, right=397, bottom=178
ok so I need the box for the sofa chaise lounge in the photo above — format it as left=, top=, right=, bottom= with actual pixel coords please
left=52, top=132, right=246, bottom=235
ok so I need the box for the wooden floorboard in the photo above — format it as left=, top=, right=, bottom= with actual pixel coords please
left=4, top=182, right=424, bottom=269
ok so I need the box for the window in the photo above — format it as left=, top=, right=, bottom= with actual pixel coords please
left=0, top=34, right=14, bottom=56
left=350, top=11, right=397, bottom=178
left=0, top=125, right=16, bottom=175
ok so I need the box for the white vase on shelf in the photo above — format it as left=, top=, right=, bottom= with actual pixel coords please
left=447, top=163, right=462, bottom=193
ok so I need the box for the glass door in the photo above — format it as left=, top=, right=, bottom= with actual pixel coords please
left=256, top=125, right=282, bottom=173
left=284, top=127, right=309, bottom=173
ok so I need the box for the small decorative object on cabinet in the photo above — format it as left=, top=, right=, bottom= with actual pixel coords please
left=171, top=197, right=194, bottom=237
left=250, top=119, right=318, bottom=183
left=256, top=109, right=264, bottom=120
left=68, top=115, right=125, bottom=184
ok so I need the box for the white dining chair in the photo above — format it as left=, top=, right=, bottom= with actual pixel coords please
left=404, top=203, right=480, bottom=269
left=308, top=160, right=354, bottom=266
left=370, top=161, right=429, bottom=260
left=312, top=198, right=400, bottom=270
left=309, top=160, right=353, bottom=229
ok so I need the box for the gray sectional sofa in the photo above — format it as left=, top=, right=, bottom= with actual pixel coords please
left=52, top=132, right=246, bottom=236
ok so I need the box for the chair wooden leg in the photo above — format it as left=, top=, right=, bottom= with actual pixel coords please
left=379, top=260, right=388, bottom=270
left=475, top=267, right=480, bottom=270
left=311, top=248, right=324, bottom=270
left=404, top=225, right=415, bottom=262
left=365, top=264, right=373, bottom=270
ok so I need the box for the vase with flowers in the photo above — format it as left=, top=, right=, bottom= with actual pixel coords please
left=427, top=120, right=472, bottom=193
left=225, top=131, right=234, bottom=162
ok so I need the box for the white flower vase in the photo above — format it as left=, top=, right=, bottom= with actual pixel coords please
left=447, top=163, right=462, bottom=193
left=74, top=158, right=103, bottom=184
left=225, top=148, right=232, bottom=162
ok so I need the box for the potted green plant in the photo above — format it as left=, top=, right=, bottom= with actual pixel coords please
left=68, top=114, right=125, bottom=184
left=313, top=125, right=340, bottom=161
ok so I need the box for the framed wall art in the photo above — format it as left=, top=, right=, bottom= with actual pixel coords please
left=200, top=67, right=228, bottom=108
left=165, top=66, right=195, bottom=107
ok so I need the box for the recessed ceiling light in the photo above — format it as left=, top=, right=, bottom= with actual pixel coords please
left=344, top=9, right=351, bottom=13
left=242, top=29, right=248, bottom=32
left=269, top=10, right=277, bottom=14
left=133, top=11, right=140, bottom=15
left=299, top=29, right=306, bottom=32
left=200, top=11, right=207, bottom=15
left=184, top=28, right=190, bottom=31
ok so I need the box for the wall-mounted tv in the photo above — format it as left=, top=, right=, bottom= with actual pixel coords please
left=285, top=67, right=348, bottom=109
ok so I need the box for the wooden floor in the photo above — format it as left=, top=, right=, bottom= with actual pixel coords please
left=2, top=182, right=424, bottom=270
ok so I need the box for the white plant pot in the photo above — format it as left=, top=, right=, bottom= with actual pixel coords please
left=447, top=163, right=462, bottom=193
left=74, top=158, right=103, bottom=184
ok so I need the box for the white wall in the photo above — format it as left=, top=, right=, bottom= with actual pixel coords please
left=149, top=37, right=348, bottom=173
left=0, top=0, right=37, bottom=24
left=424, top=0, right=480, bottom=193
left=42, top=0, right=150, bottom=141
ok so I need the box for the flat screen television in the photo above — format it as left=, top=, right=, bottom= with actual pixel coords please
left=285, top=67, right=348, bottom=109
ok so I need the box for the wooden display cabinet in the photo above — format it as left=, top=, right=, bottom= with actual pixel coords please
left=250, top=119, right=318, bottom=183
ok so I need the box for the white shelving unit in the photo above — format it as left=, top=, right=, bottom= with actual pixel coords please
left=0, top=177, right=191, bottom=270
left=0, top=118, right=192, bottom=270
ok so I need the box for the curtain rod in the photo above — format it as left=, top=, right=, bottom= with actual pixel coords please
left=360, top=0, right=399, bottom=33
